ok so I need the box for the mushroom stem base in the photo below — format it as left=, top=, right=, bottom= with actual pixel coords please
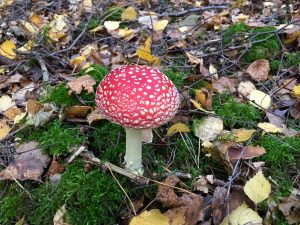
left=124, top=128, right=144, bottom=175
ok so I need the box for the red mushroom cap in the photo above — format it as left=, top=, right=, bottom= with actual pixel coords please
left=95, top=65, right=180, bottom=129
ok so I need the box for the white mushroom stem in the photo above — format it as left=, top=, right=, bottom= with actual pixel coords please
left=124, top=128, right=144, bottom=175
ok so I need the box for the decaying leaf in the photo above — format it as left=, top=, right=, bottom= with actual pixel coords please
left=233, top=129, right=256, bottom=142
left=0, top=39, right=16, bottom=59
left=121, top=6, right=137, bottom=21
left=257, top=122, right=283, bottom=133
left=167, top=123, right=190, bottom=136
left=0, top=141, right=49, bottom=180
left=278, top=189, right=300, bottom=224
left=249, top=90, right=271, bottom=110
left=130, top=209, right=169, bottom=225
left=26, top=103, right=56, bottom=127
left=3, top=107, right=22, bottom=120
left=53, top=204, right=70, bottom=225
left=213, top=77, right=238, bottom=93
left=87, top=108, right=104, bottom=125
left=238, top=81, right=256, bottom=97
left=194, top=116, right=223, bottom=141
left=0, top=121, right=10, bottom=140
left=246, top=59, right=269, bottom=82
left=0, top=95, right=16, bottom=112
left=244, top=170, right=271, bottom=204
left=293, top=84, right=300, bottom=97
left=136, top=37, right=160, bottom=65
left=211, top=186, right=227, bottom=224
left=65, top=105, right=92, bottom=118
left=220, top=203, right=262, bottom=225
left=190, top=99, right=211, bottom=112
left=156, top=176, right=204, bottom=225
left=26, top=99, right=43, bottom=116
left=67, top=75, right=96, bottom=95
left=227, top=145, right=266, bottom=161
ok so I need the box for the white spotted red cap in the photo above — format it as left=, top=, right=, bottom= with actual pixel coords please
left=95, top=65, right=180, bottom=129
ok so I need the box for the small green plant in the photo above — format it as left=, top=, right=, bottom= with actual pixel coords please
left=42, top=24, right=51, bottom=43
left=18, top=120, right=84, bottom=155
left=104, top=6, right=124, bottom=21
left=213, top=93, right=262, bottom=128
left=86, top=18, right=101, bottom=30
left=30, top=160, right=124, bottom=225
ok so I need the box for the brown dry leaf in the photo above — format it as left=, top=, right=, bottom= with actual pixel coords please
left=29, top=13, right=43, bottom=26
left=227, top=145, right=266, bottom=161
left=157, top=176, right=204, bottom=225
left=65, top=105, right=92, bottom=118
left=213, top=77, right=238, bottom=93
left=87, top=108, right=104, bottom=125
left=48, top=158, right=65, bottom=177
left=26, top=99, right=43, bottom=115
left=3, top=107, right=22, bottom=120
left=246, top=59, right=270, bottom=82
left=67, top=75, right=96, bottom=95
left=0, top=121, right=10, bottom=140
left=284, top=30, right=300, bottom=45
left=212, top=186, right=227, bottom=224
left=0, top=141, right=49, bottom=180
left=136, top=37, right=160, bottom=65
left=278, top=189, right=300, bottom=224
left=186, top=52, right=201, bottom=65
left=121, top=6, right=137, bottom=21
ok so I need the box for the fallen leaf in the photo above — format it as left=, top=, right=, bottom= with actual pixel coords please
left=0, top=95, right=16, bottom=112
left=136, top=37, right=160, bottom=65
left=104, top=21, right=120, bottom=31
left=130, top=209, right=169, bottom=225
left=213, top=77, right=238, bottom=93
left=153, top=20, right=169, bottom=31
left=17, top=40, right=34, bottom=53
left=53, top=204, right=70, bottom=225
left=212, top=186, right=227, bottom=224
left=227, top=145, right=266, bottom=161
left=220, top=203, right=262, bottom=225
left=238, top=81, right=256, bottom=97
left=190, top=99, right=211, bottom=112
left=65, top=105, right=92, bottom=118
left=86, top=108, right=104, bottom=125
left=0, top=141, right=49, bottom=180
left=194, top=116, right=223, bottom=141
left=3, top=107, right=22, bottom=120
left=82, top=0, right=92, bottom=13
left=21, top=20, right=38, bottom=34
left=138, top=15, right=159, bottom=29
left=257, top=122, right=283, bottom=133
left=48, top=158, right=65, bottom=177
left=278, top=189, right=300, bottom=224
left=244, top=171, right=271, bottom=204
left=67, top=75, right=96, bottom=95
left=26, top=99, right=43, bottom=115
left=293, top=84, right=300, bottom=97
left=0, top=121, right=10, bottom=140
left=233, top=129, right=256, bottom=142
left=0, top=39, right=16, bottom=59
left=249, top=90, right=271, bottom=110
left=121, top=6, right=137, bottom=21
left=186, top=52, right=201, bottom=64
left=167, top=123, right=190, bottom=137
left=247, top=59, right=269, bottom=82
left=29, top=13, right=43, bottom=26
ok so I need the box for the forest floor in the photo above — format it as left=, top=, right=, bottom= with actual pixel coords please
left=0, top=0, right=299, bottom=224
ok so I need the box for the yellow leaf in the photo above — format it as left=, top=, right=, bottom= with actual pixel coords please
left=70, top=55, right=86, bottom=67
left=257, top=122, right=283, bottom=133
left=83, top=0, right=93, bottom=13
left=14, top=112, right=27, bottom=124
left=190, top=99, right=212, bottom=113
left=0, top=0, right=14, bottom=7
left=244, top=171, right=271, bottom=204
left=194, top=89, right=206, bottom=105
left=104, top=21, right=120, bottom=31
left=118, top=28, right=133, bottom=37
left=0, top=40, right=16, bottom=59
left=130, top=209, right=169, bottom=225
left=220, top=202, right=262, bottom=225
left=153, top=20, right=169, bottom=31
left=29, top=13, right=43, bottom=26
left=21, top=21, right=39, bottom=34
left=293, top=84, right=300, bottom=96
left=121, top=6, right=137, bottom=21
left=17, top=40, right=34, bottom=53
left=0, top=122, right=10, bottom=140
left=234, top=129, right=256, bottom=142
left=136, top=37, right=160, bottom=65
left=178, top=26, right=189, bottom=33
left=167, top=123, right=190, bottom=137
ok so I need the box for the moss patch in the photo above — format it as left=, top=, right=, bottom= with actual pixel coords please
left=163, top=68, right=186, bottom=87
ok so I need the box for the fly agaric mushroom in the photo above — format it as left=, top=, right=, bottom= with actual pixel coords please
left=95, top=65, right=179, bottom=174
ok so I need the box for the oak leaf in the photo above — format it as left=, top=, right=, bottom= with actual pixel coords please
left=67, top=75, right=96, bottom=95
left=246, top=59, right=269, bottom=82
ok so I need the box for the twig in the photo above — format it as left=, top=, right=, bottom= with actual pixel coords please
left=157, top=5, right=229, bottom=17
left=37, top=57, right=49, bottom=82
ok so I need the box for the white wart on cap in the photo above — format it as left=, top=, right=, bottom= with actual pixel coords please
left=95, top=65, right=180, bottom=128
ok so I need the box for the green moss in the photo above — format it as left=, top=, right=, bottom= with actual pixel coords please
left=0, top=183, right=33, bottom=224
left=223, top=23, right=280, bottom=62
left=213, top=93, right=262, bottom=128
left=255, top=135, right=299, bottom=169
left=42, top=24, right=51, bottom=43
left=89, top=121, right=125, bottom=163
left=86, top=19, right=101, bottom=30
left=163, top=68, right=186, bottom=87
left=30, top=160, right=123, bottom=225
left=285, top=52, right=300, bottom=67
left=18, top=120, right=83, bottom=156
left=104, top=6, right=124, bottom=21
left=42, top=84, right=80, bottom=106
